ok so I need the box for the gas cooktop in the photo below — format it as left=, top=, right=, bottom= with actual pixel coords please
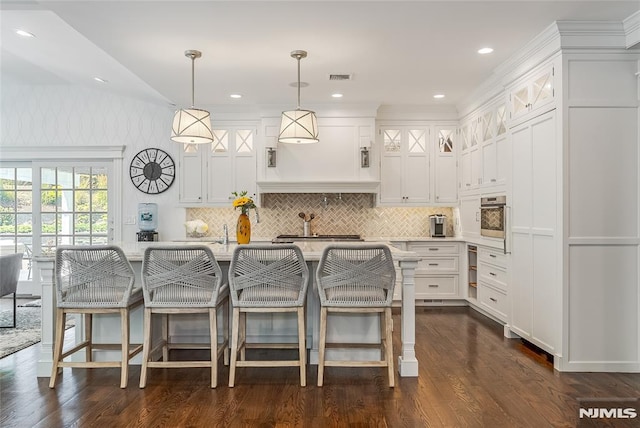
left=272, top=234, right=363, bottom=243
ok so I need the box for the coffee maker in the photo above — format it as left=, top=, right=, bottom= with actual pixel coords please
left=429, top=214, right=447, bottom=238
left=137, top=203, right=159, bottom=241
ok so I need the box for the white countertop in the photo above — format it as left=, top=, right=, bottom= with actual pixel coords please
left=36, top=240, right=421, bottom=263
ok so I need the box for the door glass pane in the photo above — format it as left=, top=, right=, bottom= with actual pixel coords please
left=58, top=167, right=73, bottom=188
left=212, top=130, right=229, bottom=153
left=383, top=129, right=401, bottom=152
left=408, top=130, right=426, bottom=153
left=438, top=130, right=454, bottom=153
left=75, top=190, right=90, bottom=211
left=92, top=213, right=108, bottom=234
left=236, top=130, right=254, bottom=153
left=92, top=190, right=108, bottom=211
left=58, top=190, right=73, bottom=212
left=532, top=72, right=552, bottom=105
left=496, top=105, right=507, bottom=135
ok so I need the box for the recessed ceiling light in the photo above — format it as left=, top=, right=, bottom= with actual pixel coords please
left=93, top=77, right=108, bottom=83
left=433, top=94, right=445, bottom=99
left=15, top=29, right=35, bottom=38
left=478, top=47, right=494, bottom=55
left=332, top=93, right=343, bottom=98
left=230, top=94, right=242, bottom=99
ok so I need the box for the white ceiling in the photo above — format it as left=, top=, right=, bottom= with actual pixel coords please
left=1, top=1, right=639, bottom=112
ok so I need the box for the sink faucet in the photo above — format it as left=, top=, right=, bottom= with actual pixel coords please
left=222, top=224, right=228, bottom=245
left=214, top=224, right=229, bottom=245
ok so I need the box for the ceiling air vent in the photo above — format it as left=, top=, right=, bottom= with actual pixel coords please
left=328, top=74, right=353, bottom=81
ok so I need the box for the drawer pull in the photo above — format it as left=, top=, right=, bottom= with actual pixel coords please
left=489, top=297, right=497, bottom=303
left=428, top=284, right=439, bottom=288
left=489, top=254, right=496, bottom=258
left=428, top=263, right=439, bottom=266
left=489, top=272, right=496, bottom=276
left=428, top=248, right=439, bottom=251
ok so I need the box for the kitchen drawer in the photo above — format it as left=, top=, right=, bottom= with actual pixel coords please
left=478, top=261, right=507, bottom=291
left=416, top=256, right=459, bottom=273
left=415, top=275, right=459, bottom=298
left=407, top=242, right=460, bottom=256
left=478, top=246, right=507, bottom=268
left=477, top=282, right=507, bottom=321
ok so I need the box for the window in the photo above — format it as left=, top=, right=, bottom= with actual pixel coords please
left=40, top=166, right=109, bottom=254
left=0, top=167, right=33, bottom=280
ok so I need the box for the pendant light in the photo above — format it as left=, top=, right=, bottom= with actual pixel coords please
left=278, top=50, right=319, bottom=144
left=171, top=50, right=213, bottom=144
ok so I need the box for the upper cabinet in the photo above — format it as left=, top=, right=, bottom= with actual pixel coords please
left=178, top=123, right=258, bottom=206
left=379, top=126, right=430, bottom=205
left=434, top=127, right=457, bottom=203
left=378, top=122, right=457, bottom=206
left=459, top=100, right=510, bottom=195
left=509, top=64, right=555, bottom=124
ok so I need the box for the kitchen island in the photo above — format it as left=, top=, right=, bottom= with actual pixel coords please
left=34, top=241, right=421, bottom=378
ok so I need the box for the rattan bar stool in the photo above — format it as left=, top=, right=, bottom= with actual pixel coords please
left=49, top=245, right=143, bottom=389
left=316, top=244, right=396, bottom=387
left=227, top=244, right=309, bottom=387
left=139, top=245, right=229, bottom=388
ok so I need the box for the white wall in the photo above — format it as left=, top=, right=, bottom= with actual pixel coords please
left=0, top=83, right=187, bottom=241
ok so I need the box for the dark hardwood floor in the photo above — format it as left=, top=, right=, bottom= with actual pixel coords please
left=1, top=307, right=639, bottom=427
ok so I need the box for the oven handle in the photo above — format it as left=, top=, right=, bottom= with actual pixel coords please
left=503, top=205, right=511, bottom=255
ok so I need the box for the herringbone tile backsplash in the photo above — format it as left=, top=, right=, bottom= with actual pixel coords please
left=187, top=193, right=454, bottom=239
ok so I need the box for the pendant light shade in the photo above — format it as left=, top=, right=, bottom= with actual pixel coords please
left=279, top=50, right=319, bottom=144
left=171, top=50, right=213, bottom=144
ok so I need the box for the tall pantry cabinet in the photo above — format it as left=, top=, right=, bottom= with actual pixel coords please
left=500, top=22, right=640, bottom=372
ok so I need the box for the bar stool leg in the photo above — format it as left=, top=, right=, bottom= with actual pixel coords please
left=209, top=307, right=218, bottom=388
left=385, top=308, right=395, bottom=388
left=317, top=307, right=328, bottom=387
left=85, top=313, right=93, bottom=362
left=120, top=308, right=130, bottom=388
left=229, top=307, right=240, bottom=387
left=139, top=308, right=152, bottom=388
left=297, top=307, right=306, bottom=387
left=49, top=309, right=66, bottom=388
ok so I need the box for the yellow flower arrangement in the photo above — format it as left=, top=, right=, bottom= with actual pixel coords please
left=231, top=191, right=256, bottom=215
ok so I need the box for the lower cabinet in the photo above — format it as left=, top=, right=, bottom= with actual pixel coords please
left=474, top=246, right=508, bottom=322
left=407, top=242, right=461, bottom=300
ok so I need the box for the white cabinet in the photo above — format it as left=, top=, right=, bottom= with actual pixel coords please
left=379, top=126, right=430, bottom=205
left=179, top=146, right=205, bottom=204
left=476, top=246, right=509, bottom=322
left=459, top=195, right=480, bottom=239
left=378, top=123, right=458, bottom=206
left=407, top=242, right=461, bottom=300
left=509, top=110, right=557, bottom=353
left=434, top=127, right=457, bottom=203
left=458, top=119, right=481, bottom=193
left=509, top=64, right=555, bottom=124
left=178, top=124, right=257, bottom=206
left=480, top=104, right=509, bottom=189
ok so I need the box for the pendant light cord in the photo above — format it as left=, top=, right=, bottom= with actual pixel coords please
left=296, top=56, right=301, bottom=110
left=190, top=54, right=196, bottom=108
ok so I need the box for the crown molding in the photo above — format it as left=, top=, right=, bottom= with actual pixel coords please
left=0, top=145, right=126, bottom=160
left=624, top=10, right=640, bottom=49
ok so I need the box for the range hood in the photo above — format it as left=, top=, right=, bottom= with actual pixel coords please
left=256, top=180, right=379, bottom=194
